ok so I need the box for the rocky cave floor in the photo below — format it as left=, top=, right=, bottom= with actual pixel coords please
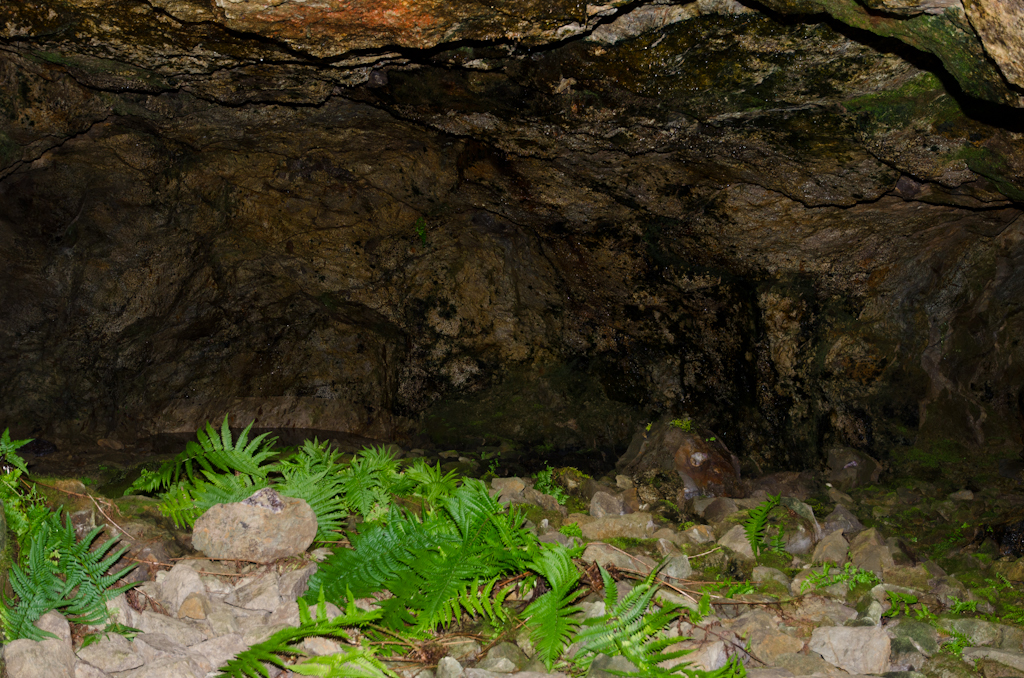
left=8, top=436, right=1024, bottom=678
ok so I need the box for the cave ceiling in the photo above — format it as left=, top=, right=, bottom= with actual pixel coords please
left=1, top=0, right=1023, bottom=475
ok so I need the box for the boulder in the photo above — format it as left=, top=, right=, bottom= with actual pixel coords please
left=826, top=447, right=882, bottom=492
left=617, top=416, right=741, bottom=501
left=192, top=488, right=317, bottom=563
left=590, top=491, right=627, bottom=518
left=808, top=626, right=890, bottom=674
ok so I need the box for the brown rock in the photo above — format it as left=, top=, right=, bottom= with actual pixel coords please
left=579, top=513, right=656, bottom=541
left=178, top=592, right=212, bottom=620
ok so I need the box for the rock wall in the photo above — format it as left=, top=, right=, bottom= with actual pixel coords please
left=1, top=0, right=1023, bottom=472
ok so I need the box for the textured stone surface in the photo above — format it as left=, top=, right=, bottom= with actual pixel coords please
left=75, top=633, right=144, bottom=672
left=718, top=524, right=756, bottom=561
left=809, top=625, right=891, bottom=674
left=2, top=0, right=1024, bottom=483
left=812, top=530, right=849, bottom=566
left=3, top=638, right=76, bottom=678
left=589, top=491, right=626, bottom=518
left=193, top=491, right=316, bottom=563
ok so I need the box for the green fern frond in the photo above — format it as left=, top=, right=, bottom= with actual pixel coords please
left=339, top=446, right=402, bottom=518
left=305, top=508, right=454, bottom=604
left=124, top=416, right=275, bottom=498
left=306, top=481, right=539, bottom=635
left=57, top=522, right=136, bottom=626
left=198, top=416, right=277, bottom=479
left=386, top=545, right=491, bottom=632
left=403, top=459, right=460, bottom=509
left=215, top=598, right=381, bottom=678
left=290, top=647, right=397, bottom=678
left=157, top=481, right=203, bottom=529
left=0, top=429, right=32, bottom=475
left=571, top=565, right=687, bottom=675
left=0, top=516, right=72, bottom=641
left=191, top=472, right=269, bottom=518
left=276, top=447, right=348, bottom=541
left=439, top=577, right=511, bottom=629
left=743, top=494, right=780, bottom=556
left=523, top=544, right=585, bottom=669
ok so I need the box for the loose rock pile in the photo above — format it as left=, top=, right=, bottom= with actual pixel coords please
left=6, top=461, right=1024, bottom=678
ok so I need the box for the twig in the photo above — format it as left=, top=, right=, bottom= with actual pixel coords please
left=127, top=556, right=252, bottom=578
left=89, top=494, right=135, bottom=542
left=688, top=546, right=723, bottom=559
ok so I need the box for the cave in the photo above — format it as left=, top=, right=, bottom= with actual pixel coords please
left=2, top=0, right=1024, bottom=490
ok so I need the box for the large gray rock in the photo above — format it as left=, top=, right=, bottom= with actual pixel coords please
left=811, top=530, right=849, bottom=566
left=589, top=491, right=626, bottom=518
left=809, top=626, right=890, bottom=674
left=192, top=488, right=317, bottom=563
left=579, top=513, right=656, bottom=541
left=75, top=633, right=144, bottom=672
left=159, top=563, right=205, bottom=618
left=3, top=638, right=76, bottom=678
left=718, top=524, right=756, bottom=561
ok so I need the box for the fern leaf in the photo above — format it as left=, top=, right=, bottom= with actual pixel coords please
left=523, top=544, right=585, bottom=668
left=743, top=494, right=780, bottom=556
left=0, top=429, right=32, bottom=475
left=290, top=647, right=397, bottom=678
left=403, top=459, right=460, bottom=509
left=276, top=451, right=348, bottom=541
left=449, top=577, right=511, bottom=628
left=157, top=481, right=203, bottom=529
left=304, top=508, right=453, bottom=605
left=572, top=565, right=683, bottom=675
left=0, top=515, right=74, bottom=640
left=215, top=602, right=380, bottom=678
left=339, top=447, right=401, bottom=518
left=192, top=472, right=269, bottom=515
left=200, top=416, right=277, bottom=479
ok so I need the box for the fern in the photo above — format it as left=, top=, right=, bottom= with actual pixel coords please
left=571, top=565, right=695, bottom=677
left=383, top=480, right=537, bottom=632
left=275, top=440, right=348, bottom=541
left=434, top=576, right=512, bottom=630
left=157, top=481, right=202, bottom=529
left=124, top=416, right=276, bottom=497
left=55, top=521, right=136, bottom=625
left=306, top=507, right=454, bottom=604
left=402, top=458, right=460, bottom=509
left=192, top=472, right=270, bottom=521
left=743, top=494, right=780, bottom=556
left=523, top=543, right=585, bottom=669
left=0, top=429, right=32, bottom=475
left=290, top=647, right=397, bottom=678
left=0, top=516, right=74, bottom=641
left=339, top=446, right=402, bottom=518
left=216, top=594, right=381, bottom=678
left=306, top=480, right=538, bottom=634
left=1, top=513, right=136, bottom=640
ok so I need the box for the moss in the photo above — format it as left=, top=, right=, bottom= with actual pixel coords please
left=756, top=551, right=792, bottom=571
left=604, top=537, right=659, bottom=556
left=589, top=13, right=881, bottom=120
left=755, top=578, right=790, bottom=599
left=807, top=0, right=1015, bottom=105
left=844, top=72, right=960, bottom=131
left=953, top=145, right=1024, bottom=202
left=519, top=504, right=564, bottom=530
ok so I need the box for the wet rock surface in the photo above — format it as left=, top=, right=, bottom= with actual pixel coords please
left=1, top=0, right=1024, bottom=482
